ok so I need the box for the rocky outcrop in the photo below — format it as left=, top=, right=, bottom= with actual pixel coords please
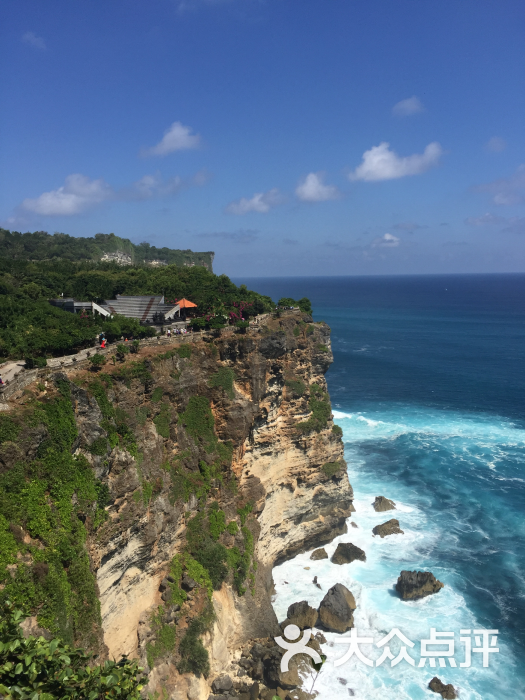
left=429, top=677, right=457, bottom=699
left=28, top=311, right=352, bottom=700
left=282, top=601, right=318, bottom=630
left=318, top=583, right=356, bottom=633
left=310, top=548, right=328, bottom=560
left=373, top=496, right=396, bottom=512
left=396, top=571, right=444, bottom=600
left=331, top=542, right=366, bottom=565
left=372, top=519, right=404, bottom=538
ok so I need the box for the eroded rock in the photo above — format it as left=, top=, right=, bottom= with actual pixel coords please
left=373, top=496, right=396, bottom=512
left=310, top=548, right=328, bottom=560
left=396, top=571, right=444, bottom=600
left=372, top=519, right=404, bottom=538
left=429, top=676, right=457, bottom=699
left=331, top=542, right=366, bottom=565
left=282, top=601, right=318, bottom=630
left=318, top=583, right=356, bottom=632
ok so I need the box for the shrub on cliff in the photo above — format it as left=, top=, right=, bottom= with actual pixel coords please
left=0, top=601, right=144, bottom=700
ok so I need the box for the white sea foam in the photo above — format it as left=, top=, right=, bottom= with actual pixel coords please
left=271, top=410, right=521, bottom=699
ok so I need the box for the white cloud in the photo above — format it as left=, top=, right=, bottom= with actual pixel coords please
left=485, top=137, right=506, bottom=153
left=465, top=213, right=506, bottom=226
left=22, top=31, right=46, bottom=50
left=225, top=188, right=282, bottom=215
left=392, top=96, right=424, bottom=116
left=349, top=141, right=443, bottom=182
left=22, top=174, right=113, bottom=216
left=295, top=172, right=339, bottom=202
left=477, top=164, right=525, bottom=205
left=131, top=173, right=184, bottom=199
left=141, top=121, right=200, bottom=157
left=372, top=233, right=400, bottom=248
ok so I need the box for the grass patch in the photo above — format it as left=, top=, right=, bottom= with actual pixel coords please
left=209, top=367, right=235, bottom=400
left=153, top=403, right=171, bottom=439
left=332, top=424, right=343, bottom=437
left=146, top=606, right=176, bottom=669
left=285, top=378, right=306, bottom=397
left=321, top=461, right=342, bottom=477
left=151, top=386, right=164, bottom=402
left=296, top=384, right=332, bottom=434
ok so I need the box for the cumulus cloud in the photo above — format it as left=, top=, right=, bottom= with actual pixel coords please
left=465, top=213, right=507, bottom=226
left=392, top=96, right=424, bottom=116
left=485, top=137, right=506, bottom=153
left=225, top=188, right=283, bottom=215
left=349, top=142, right=442, bottom=182
left=22, top=31, right=46, bottom=49
left=295, top=172, right=339, bottom=202
left=141, top=121, right=200, bottom=157
left=130, top=173, right=184, bottom=199
left=372, top=233, right=400, bottom=248
left=477, top=164, right=525, bottom=205
left=22, top=174, right=113, bottom=216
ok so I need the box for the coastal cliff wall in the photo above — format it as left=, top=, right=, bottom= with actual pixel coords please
left=0, top=312, right=353, bottom=700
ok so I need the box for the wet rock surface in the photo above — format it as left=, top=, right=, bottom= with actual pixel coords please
left=318, top=583, right=356, bottom=633
left=372, top=518, right=404, bottom=538
left=310, top=548, right=328, bottom=560
left=282, top=601, right=318, bottom=630
left=331, top=542, right=366, bottom=565
left=396, top=570, right=444, bottom=600
left=429, top=676, right=457, bottom=699
left=373, top=496, right=396, bottom=512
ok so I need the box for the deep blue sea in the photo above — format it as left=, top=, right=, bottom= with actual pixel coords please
left=234, top=274, right=525, bottom=700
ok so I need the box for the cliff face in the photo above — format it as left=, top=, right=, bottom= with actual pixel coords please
left=0, top=312, right=353, bottom=700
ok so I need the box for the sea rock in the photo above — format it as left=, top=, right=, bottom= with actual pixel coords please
left=331, top=542, right=366, bottom=565
left=396, top=571, right=444, bottom=600
left=181, top=573, right=197, bottom=591
left=310, top=548, right=328, bottom=560
left=282, top=601, right=318, bottom=630
left=373, top=496, right=396, bottom=512
left=318, top=583, right=356, bottom=632
left=372, top=519, right=404, bottom=538
left=211, top=675, right=233, bottom=693
left=428, top=676, right=457, bottom=699
left=350, top=522, right=358, bottom=528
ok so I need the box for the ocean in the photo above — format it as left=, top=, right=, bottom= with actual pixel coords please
left=234, top=274, right=525, bottom=700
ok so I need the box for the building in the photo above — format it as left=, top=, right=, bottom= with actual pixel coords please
left=49, top=295, right=181, bottom=323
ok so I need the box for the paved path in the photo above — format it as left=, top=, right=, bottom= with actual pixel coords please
left=0, top=361, right=26, bottom=385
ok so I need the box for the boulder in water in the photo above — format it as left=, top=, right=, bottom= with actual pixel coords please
left=331, top=542, right=366, bottom=565
left=396, top=570, right=444, bottom=600
left=372, top=519, right=404, bottom=538
left=282, top=601, right=318, bottom=630
left=318, top=583, right=356, bottom=632
left=373, top=496, right=396, bottom=512
left=310, top=548, right=328, bottom=560
left=429, top=676, right=457, bottom=699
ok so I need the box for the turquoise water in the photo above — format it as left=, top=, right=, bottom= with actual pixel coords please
left=235, top=274, right=525, bottom=700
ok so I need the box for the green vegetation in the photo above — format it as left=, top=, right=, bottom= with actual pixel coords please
left=0, top=229, right=276, bottom=360
left=88, top=353, right=106, bottom=369
left=296, top=384, right=332, bottom=434
left=89, top=436, right=109, bottom=456
left=180, top=396, right=216, bottom=451
left=226, top=521, right=239, bottom=535
left=146, top=606, right=176, bottom=669
left=151, top=386, right=163, bottom=402
left=332, top=424, right=343, bottom=437
left=208, top=502, right=227, bottom=540
left=237, top=502, right=253, bottom=526
left=317, top=343, right=329, bottom=353
left=176, top=343, right=192, bottom=359
left=209, top=367, right=235, bottom=400
left=321, top=461, right=343, bottom=477
left=0, top=380, right=108, bottom=646
left=0, top=601, right=144, bottom=700
left=153, top=403, right=171, bottom=439
left=277, top=297, right=313, bottom=314
left=177, top=603, right=215, bottom=678
left=285, top=378, right=306, bottom=397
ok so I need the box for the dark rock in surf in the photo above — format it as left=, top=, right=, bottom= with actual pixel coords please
left=318, top=583, right=356, bottom=633
left=310, top=548, right=328, bottom=560
left=396, top=570, right=444, bottom=600
left=331, top=542, right=366, bottom=565
left=372, top=519, right=404, bottom=538
left=373, top=496, right=396, bottom=512
left=429, top=676, right=457, bottom=699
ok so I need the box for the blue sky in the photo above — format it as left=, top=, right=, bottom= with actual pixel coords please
left=1, top=0, right=524, bottom=276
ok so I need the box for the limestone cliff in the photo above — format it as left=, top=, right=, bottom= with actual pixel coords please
left=0, top=311, right=353, bottom=700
